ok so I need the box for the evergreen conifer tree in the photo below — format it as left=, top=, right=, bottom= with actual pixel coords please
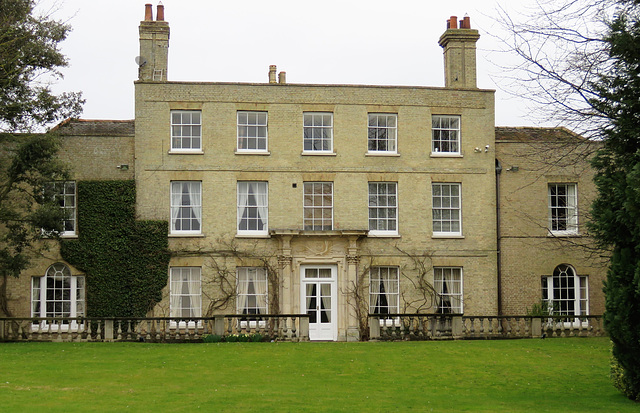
left=590, top=0, right=640, bottom=400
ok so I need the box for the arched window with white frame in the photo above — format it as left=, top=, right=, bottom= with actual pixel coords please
left=31, top=263, right=85, bottom=330
left=542, top=264, right=588, bottom=325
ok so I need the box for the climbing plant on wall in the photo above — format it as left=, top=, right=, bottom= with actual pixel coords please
left=60, top=180, right=170, bottom=317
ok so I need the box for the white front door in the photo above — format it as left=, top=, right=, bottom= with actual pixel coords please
left=301, top=265, right=337, bottom=341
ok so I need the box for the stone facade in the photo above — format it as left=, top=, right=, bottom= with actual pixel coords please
left=0, top=7, right=607, bottom=341
left=495, top=127, right=607, bottom=316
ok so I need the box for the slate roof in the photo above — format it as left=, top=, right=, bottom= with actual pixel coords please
left=50, top=119, right=135, bottom=136
left=495, top=126, right=587, bottom=143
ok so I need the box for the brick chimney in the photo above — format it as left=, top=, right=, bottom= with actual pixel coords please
left=138, top=3, right=170, bottom=82
left=438, top=15, right=480, bottom=88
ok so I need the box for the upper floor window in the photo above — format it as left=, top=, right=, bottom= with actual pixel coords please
left=46, top=181, right=76, bottom=236
left=303, top=182, right=333, bottom=230
left=542, top=264, right=588, bottom=321
left=432, top=183, right=462, bottom=236
left=368, top=114, right=397, bottom=153
left=170, top=181, right=202, bottom=235
left=434, top=267, right=463, bottom=314
left=368, top=182, right=398, bottom=235
left=237, top=181, right=268, bottom=236
left=432, top=115, right=460, bottom=154
left=548, top=183, right=578, bottom=235
left=171, top=110, right=201, bottom=152
left=303, top=112, right=333, bottom=153
left=237, top=111, right=268, bottom=152
left=170, top=267, right=202, bottom=319
left=32, top=263, right=85, bottom=320
left=237, top=267, right=268, bottom=316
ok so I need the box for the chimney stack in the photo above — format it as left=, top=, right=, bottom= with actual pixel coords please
left=269, top=65, right=277, bottom=83
left=438, top=14, right=480, bottom=89
left=138, top=3, right=170, bottom=81
left=278, top=71, right=287, bottom=84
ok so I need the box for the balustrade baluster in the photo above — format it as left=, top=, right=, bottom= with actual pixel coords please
left=96, top=320, right=102, bottom=341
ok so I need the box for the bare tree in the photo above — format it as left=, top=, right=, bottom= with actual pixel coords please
left=494, top=0, right=621, bottom=137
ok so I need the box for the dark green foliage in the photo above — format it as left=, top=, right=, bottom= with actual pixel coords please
left=60, top=181, right=170, bottom=317
left=0, top=0, right=83, bottom=132
left=0, top=133, right=68, bottom=278
left=589, top=1, right=640, bottom=401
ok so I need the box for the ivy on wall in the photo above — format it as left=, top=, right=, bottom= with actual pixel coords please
left=60, top=180, right=170, bottom=317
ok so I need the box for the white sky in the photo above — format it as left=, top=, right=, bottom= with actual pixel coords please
left=44, top=0, right=538, bottom=127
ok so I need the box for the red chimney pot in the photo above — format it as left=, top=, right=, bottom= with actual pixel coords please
left=448, top=16, right=457, bottom=29
left=156, top=3, right=165, bottom=21
left=144, top=4, right=153, bottom=21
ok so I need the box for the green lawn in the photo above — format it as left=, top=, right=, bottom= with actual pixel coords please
left=0, top=337, right=636, bottom=412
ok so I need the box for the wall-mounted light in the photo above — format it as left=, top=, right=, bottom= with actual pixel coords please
left=116, top=164, right=129, bottom=170
left=506, top=166, right=519, bottom=172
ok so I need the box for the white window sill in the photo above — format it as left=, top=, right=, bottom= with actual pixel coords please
left=432, top=234, right=465, bottom=239
left=366, top=152, right=400, bottom=157
left=548, top=231, right=581, bottom=238
left=430, top=152, right=463, bottom=158
left=235, top=234, right=271, bottom=239
left=368, top=232, right=401, bottom=238
left=169, top=233, right=205, bottom=238
left=301, top=151, right=337, bottom=156
left=235, top=150, right=270, bottom=155
left=60, top=234, right=78, bottom=239
left=168, top=150, right=204, bottom=155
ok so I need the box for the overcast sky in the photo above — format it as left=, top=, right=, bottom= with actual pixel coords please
left=44, top=0, right=539, bottom=127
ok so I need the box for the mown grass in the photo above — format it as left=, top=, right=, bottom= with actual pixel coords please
left=0, top=337, right=636, bottom=412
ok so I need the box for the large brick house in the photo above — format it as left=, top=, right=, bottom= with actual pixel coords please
left=1, top=5, right=606, bottom=341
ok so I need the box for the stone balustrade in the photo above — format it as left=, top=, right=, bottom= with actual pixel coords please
left=0, top=314, right=309, bottom=342
left=369, top=314, right=605, bottom=340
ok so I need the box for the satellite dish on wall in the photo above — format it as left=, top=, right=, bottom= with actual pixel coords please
left=135, top=56, right=148, bottom=67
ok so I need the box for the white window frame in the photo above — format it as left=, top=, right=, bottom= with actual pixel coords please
left=368, top=182, right=398, bottom=236
left=171, top=110, right=202, bottom=152
left=542, top=264, right=588, bottom=326
left=303, top=182, right=333, bottom=230
left=237, top=181, right=268, bottom=236
left=548, top=183, right=578, bottom=235
left=368, top=113, right=397, bottom=154
left=31, top=263, right=85, bottom=331
left=46, top=181, right=76, bottom=237
left=431, top=115, right=460, bottom=155
left=432, top=183, right=462, bottom=236
left=170, top=181, right=202, bottom=235
left=237, top=111, right=268, bottom=152
left=169, top=267, right=202, bottom=328
left=303, top=112, right=333, bottom=153
left=369, top=266, right=400, bottom=326
left=434, top=267, right=463, bottom=314
left=237, top=267, right=268, bottom=328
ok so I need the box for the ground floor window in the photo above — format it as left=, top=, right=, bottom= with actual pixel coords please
left=170, top=267, right=202, bottom=319
left=542, top=264, right=588, bottom=320
left=369, top=266, right=399, bottom=316
left=31, top=263, right=85, bottom=329
left=434, top=267, right=463, bottom=314
left=237, top=267, right=268, bottom=316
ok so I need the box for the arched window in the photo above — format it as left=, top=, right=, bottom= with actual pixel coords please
left=31, top=263, right=85, bottom=320
left=542, top=264, right=588, bottom=319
